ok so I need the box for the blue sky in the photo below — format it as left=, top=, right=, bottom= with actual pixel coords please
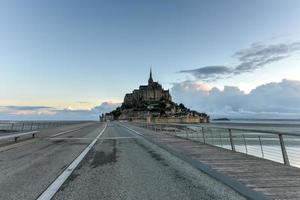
left=1, top=0, right=300, bottom=119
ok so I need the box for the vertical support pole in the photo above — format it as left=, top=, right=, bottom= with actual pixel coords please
left=201, top=127, right=206, bottom=144
left=10, top=123, right=14, bottom=132
left=243, top=135, right=248, bottom=154
left=21, top=123, right=25, bottom=131
left=30, top=122, right=33, bottom=130
left=219, top=132, right=223, bottom=147
left=229, top=129, right=235, bottom=151
left=279, top=134, right=290, bottom=165
left=258, top=136, right=264, bottom=158
left=210, top=129, right=214, bottom=145
left=185, top=126, right=188, bottom=138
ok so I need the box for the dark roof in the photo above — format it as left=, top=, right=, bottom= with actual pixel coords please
left=139, top=85, right=148, bottom=89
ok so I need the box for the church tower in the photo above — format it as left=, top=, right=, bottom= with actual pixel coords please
left=148, top=67, right=153, bottom=85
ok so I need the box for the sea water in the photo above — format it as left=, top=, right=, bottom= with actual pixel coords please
left=183, top=119, right=300, bottom=167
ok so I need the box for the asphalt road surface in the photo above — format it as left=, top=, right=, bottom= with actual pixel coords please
left=0, top=122, right=245, bottom=200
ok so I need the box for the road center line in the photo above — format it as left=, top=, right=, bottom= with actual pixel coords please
left=118, top=123, right=143, bottom=136
left=37, top=123, right=107, bottom=200
left=100, top=136, right=137, bottom=140
left=51, top=128, right=83, bottom=137
left=48, top=136, right=136, bottom=141
left=49, top=137, right=94, bottom=140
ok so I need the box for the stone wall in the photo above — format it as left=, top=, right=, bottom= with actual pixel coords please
left=131, top=116, right=209, bottom=124
left=152, top=116, right=208, bottom=123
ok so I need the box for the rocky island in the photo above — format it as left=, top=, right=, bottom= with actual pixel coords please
left=102, top=68, right=209, bottom=123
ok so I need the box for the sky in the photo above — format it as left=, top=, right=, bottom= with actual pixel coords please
left=1, top=0, right=300, bottom=120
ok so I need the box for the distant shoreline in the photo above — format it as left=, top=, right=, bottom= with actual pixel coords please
left=212, top=118, right=300, bottom=122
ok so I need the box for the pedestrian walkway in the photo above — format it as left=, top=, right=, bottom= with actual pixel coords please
left=125, top=123, right=300, bottom=200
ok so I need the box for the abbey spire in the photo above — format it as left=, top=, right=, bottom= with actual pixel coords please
left=148, top=67, right=153, bottom=84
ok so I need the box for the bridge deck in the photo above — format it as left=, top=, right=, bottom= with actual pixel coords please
left=127, top=123, right=300, bottom=200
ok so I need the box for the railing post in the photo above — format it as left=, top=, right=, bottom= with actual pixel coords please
left=30, top=122, right=33, bottom=130
left=219, top=132, right=223, bottom=147
left=210, top=129, right=216, bottom=145
left=21, top=123, right=25, bottom=131
left=258, top=136, right=264, bottom=158
left=10, top=123, right=14, bottom=132
left=279, top=134, right=290, bottom=166
left=185, top=126, right=188, bottom=138
left=201, top=127, right=206, bottom=144
left=228, top=129, right=235, bottom=151
left=242, top=135, right=248, bottom=154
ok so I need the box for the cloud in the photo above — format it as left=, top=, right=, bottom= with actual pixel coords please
left=92, top=102, right=121, bottom=114
left=179, top=42, right=300, bottom=81
left=75, top=101, right=90, bottom=104
left=0, top=102, right=121, bottom=120
left=179, top=66, right=232, bottom=81
left=0, top=106, right=53, bottom=111
left=0, top=106, right=56, bottom=116
left=171, top=79, right=300, bottom=118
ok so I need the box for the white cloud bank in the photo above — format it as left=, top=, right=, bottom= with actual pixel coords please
left=0, top=102, right=120, bottom=121
left=171, top=79, right=300, bottom=119
left=2, top=79, right=300, bottom=120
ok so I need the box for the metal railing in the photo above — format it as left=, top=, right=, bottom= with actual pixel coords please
left=130, top=122, right=300, bottom=168
left=0, top=121, right=84, bottom=133
left=0, top=121, right=93, bottom=142
left=0, top=131, right=39, bottom=142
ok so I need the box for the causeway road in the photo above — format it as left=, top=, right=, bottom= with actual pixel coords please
left=0, top=122, right=245, bottom=200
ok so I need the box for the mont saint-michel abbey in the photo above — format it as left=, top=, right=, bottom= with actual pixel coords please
left=104, top=68, right=209, bottom=123
left=123, top=69, right=171, bottom=108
